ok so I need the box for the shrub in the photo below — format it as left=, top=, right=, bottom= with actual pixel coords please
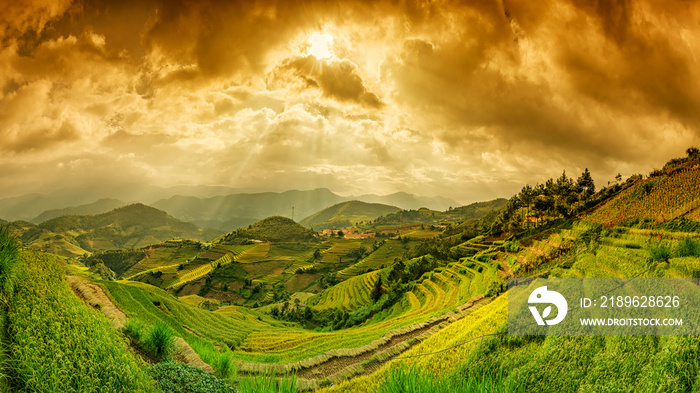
left=150, top=360, right=236, bottom=393
left=504, top=241, right=520, bottom=253
left=649, top=242, right=672, bottom=263
left=676, top=236, right=700, bottom=257
left=123, top=319, right=146, bottom=341
left=144, top=321, right=175, bottom=360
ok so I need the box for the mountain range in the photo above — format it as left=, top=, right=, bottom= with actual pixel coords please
left=0, top=187, right=460, bottom=232
left=11, top=204, right=221, bottom=257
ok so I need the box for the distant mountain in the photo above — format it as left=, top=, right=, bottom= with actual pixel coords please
left=373, top=198, right=508, bottom=225
left=220, top=216, right=316, bottom=243
left=152, top=189, right=345, bottom=231
left=152, top=188, right=461, bottom=232
left=0, top=184, right=244, bottom=222
left=351, top=192, right=458, bottom=212
left=300, top=201, right=401, bottom=230
left=14, top=204, right=221, bottom=257
left=31, top=198, right=126, bottom=224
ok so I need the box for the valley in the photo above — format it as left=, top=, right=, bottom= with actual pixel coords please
left=1, top=150, right=700, bottom=392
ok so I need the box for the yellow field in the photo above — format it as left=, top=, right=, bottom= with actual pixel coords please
left=236, top=244, right=271, bottom=263
left=320, top=296, right=508, bottom=392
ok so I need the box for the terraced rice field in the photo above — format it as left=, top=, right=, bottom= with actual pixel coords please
left=312, top=270, right=381, bottom=311
left=587, top=168, right=700, bottom=226
left=236, top=244, right=271, bottom=263
left=402, top=229, right=442, bottom=239
left=336, top=240, right=405, bottom=279
left=320, top=240, right=363, bottom=264
left=123, top=243, right=201, bottom=278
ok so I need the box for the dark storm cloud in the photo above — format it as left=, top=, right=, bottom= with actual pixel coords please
left=1, top=0, right=700, bottom=202
left=270, top=55, right=383, bottom=108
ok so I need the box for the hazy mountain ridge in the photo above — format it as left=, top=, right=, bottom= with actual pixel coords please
left=31, top=198, right=127, bottom=224
left=2, top=187, right=460, bottom=230
left=12, top=204, right=221, bottom=257
left=152, top=188, right=460, bottom=232
left=0, top=184, right=245, bottom=222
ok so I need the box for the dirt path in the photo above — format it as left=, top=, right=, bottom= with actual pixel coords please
left=67, top=276, right=126, bottom=329
left=238, top=295, right=492, bottom=390
left=66, top=275, right=214, bottom=373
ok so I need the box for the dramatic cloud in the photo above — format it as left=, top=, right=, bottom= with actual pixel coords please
left=1, top=0, right=699, bottom=204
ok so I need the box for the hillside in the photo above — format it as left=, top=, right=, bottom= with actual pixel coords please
left=31, top=198, right=126, bottom=223
left=352, top=191, right=458, bottom=211
left=300, top=201, right=401, bottom=229
left=586, top=162, right=700, bottom=226
left=15, top=204, right=221, bottom=256
left=152, top=189, right=460, bottom=232
left=221, top=216, right=317, bottom=243
left=372, top=198, right=508, bottom=226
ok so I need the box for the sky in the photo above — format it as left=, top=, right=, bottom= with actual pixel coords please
left=1, top=0, right=699, bottom=204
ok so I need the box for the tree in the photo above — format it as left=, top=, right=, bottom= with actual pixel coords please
left=688, top=146, right=700, bottom=164
left=371, top=276, right=384, bottom=302
left=615, top=173, right=622, bottom=184
left=337, top=230, right=344, bottom=238
left=577, top=168, right=595, bottom=198
left=518, top=185, right=535, bottom=228
left=533, top=195, right=554, bottom=226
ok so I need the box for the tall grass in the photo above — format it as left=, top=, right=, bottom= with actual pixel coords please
left=5, top=250, right=157, bottom=392
left=0, top=226, right=20, bottom=297
left=236, top=372, right=297, bottom=393
left=375, top=364, right=523, bottom=393
left=144, top=321, right=176, bottom=360
left=676, top=236, right=700, bottom=257
left=191, top=340, right=235, bottom=378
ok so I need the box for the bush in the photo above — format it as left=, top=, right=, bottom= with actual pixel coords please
left=649, top=242, right=672, bottom=263
left=676, top=237, right=700, bottom=257
left=123, top=319, right=146, bottom=341
left=144, top=321, right=176, bottom=360
left=504, top=241, right=520, bottom=253
left=150, top=360, right=236, bottom=393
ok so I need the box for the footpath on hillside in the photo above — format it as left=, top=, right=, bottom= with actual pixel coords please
left=236, top=295, right=493, bottom=390
left=66, top=275, right=214, bottom=373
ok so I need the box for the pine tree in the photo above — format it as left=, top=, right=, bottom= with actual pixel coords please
left=371, top=276, right=384, bottom=302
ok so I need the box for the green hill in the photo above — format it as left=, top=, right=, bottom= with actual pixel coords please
left=300, top=200, right=401, bottom=229
left=152, top=188, right=461, bottom=232
left=14, top=204, right=221, bottom=256
left=31, top=198, right=126, bottom=224
left=372, top=198, right=508, bottom=225
left=220, top=216, right=316, bottom=243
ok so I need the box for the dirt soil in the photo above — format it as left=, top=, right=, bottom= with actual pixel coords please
left=66, top=275, right=215, bottom=374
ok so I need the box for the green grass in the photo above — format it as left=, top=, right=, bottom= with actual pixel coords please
left=236, top=372, right=298, bottom=393
left=312, top=270, right=380, bottom=311
left=4, top=250, right=156, bottom=392
left=376, top=364, right=523, bottom=393
left=144, top=321, right=176, bottom=360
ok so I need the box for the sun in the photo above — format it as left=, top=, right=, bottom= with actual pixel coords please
left=306, top=32, right=334, bottom=59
